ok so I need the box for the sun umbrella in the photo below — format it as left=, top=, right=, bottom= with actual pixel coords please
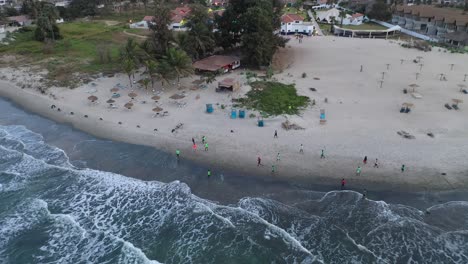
left=128, top=92, right=138, bottom=99
left=124, top=102, right=134, bottom=109
left=151, top=95, right=161, bottom=101
left=170, top=94, right=185, bottom=100
left=110, top=87, right=119, bottom=92
left=402, top=102, right=414, bottom=108
left=88, top=95, right=98, bottom=102
left=457, top=84, right=467, bottom=92
left=152, top=107, right=163, bottom=112
left=452, top=99, right=463, bottom=105
left=408, top=84, right=419, bottom=92
left=106, top=99, right=115, bottom=104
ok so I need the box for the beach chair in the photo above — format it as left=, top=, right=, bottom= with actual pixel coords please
left=112, top=93, right=121, bottom=98
left=206, top=104, right=213, bottom=113
left=405, top=107, right=411, bottom=113
left=452, top=104, right=459, bottom=110
left=231, top=109, right=237, bottom=119
left=444, top=103, right=452, bottom=110
left=463, top=89, right=467, bottom=94
left=400, top=107, right=405, bottom=113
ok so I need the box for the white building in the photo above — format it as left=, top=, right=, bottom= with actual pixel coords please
left=130, top=7, right=191, bottom=31
left=280, top=14, right=315, bottom=36
left=317, top=8, right=364, bottom=26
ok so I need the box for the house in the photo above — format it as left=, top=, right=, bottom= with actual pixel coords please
left=129, top=7, right=192, bottom=31
left=193, top=55, right=240, bottom=73
left=280, top=14, right=315, bottom=35
left=211, top=0, right=228, bottom=6
left=317, top=8, right=364, bottom=25
left=7, top=15, right=32, bottom=27
left=443, top=31, right=468, bottom=47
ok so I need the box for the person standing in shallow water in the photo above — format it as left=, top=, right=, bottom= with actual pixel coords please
left=374, top=159, right=379, bottom=168
left=341, top=178, right=346, bottom=190
left=401, top=164, right=405, bottom=172
left=257, top=156, right=262, bottom=166
left=320, top=149, right=325, bottom=159
left=300, top=144, right=304, bottom=154
left=192, top=138, right=195, bottom=145
left=176, top=149, right=180, bottom=159
left=207, top=169, right=211, bottom=177
left=363, top=156, right=367, bottom=164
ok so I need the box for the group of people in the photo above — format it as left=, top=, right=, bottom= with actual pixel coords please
left=175, top=130, right=409, bottom=193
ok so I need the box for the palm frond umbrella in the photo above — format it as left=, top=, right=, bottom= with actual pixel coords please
left=152, top=107, right=163, bottom=112
left=124, top=102, right=134, bottom=109
left=106, top=99, right=115, bottom=104
left=402, top=102, right=414, bottom=108
left=88, top=95, right=98, bottom=102
left=151, top=95, right=161, bottom=101
left=170, top=94, right=185, bottom=100
left=452, top=99, right=463, bottom=106
left=457, top=84, right=467, bottom=92
left=110, top=87, right=119, bottom=93
left=128, top=92, right=138, bottom=100
left=408, top=84, right=419, bottom=92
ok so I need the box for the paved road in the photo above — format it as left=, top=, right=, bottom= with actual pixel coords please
left=308, top=10, right=324, bottom=36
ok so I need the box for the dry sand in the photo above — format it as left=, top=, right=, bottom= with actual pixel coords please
left=1, top=36, right=467, bottom=192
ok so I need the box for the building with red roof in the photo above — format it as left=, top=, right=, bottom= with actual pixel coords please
left=280, top=14, right=315, bottom=35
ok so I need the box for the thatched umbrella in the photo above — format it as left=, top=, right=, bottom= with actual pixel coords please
left=151, top=95, right=161, bottom=101
left=152, top=107, right=163, bottom=112
left=88, top=95, right=98, bottom=102
left=106, top=99, right=115, bottom=104
left=402, top=102, right=414, bottom=108
left=457, top=84, right=467, bottom=92
left=128, top=92, right=138, bottom=100
left=170, top=94, right=185, bottom=100
left=452, top=99, right=463, bottom=106
left=124, top=102, right=134, bottom=109
left=408, top=84, right=419, bottom=92
left=110, top=87, right=119, bottom=93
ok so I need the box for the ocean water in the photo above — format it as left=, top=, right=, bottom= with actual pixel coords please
left=0, top=99, right=468, bottom=263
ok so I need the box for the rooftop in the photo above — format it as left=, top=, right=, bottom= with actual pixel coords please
left=193, top=55, right=240, bottom=72
left=281, top=14, right=304, bottom=23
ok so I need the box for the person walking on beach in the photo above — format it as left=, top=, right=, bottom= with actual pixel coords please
left=341, top=178, right=346, bottom=190
left=202, top=136, right=206, bottom=144
left=274, top=130, right=278, bottom=138
left=401, top=164, right=405, bottom=172
left=360, top=65, right=363, bottom=72
left=192, top=143, right=197, bottom=152
left=204, top=143, right=209, bottom=151
left=363, top=156, right=367, bottom=164
left=374, top=159, right=379, bottom=168
left=207, top=169, right=211, bottom=177
left=192, top=138, right=195, bottom=145
left=320, top=149, right=325, bottom=159
left=271, top=165, right=276, bottom=173
left=300, top=144, right=304, bottom=154
left=176, top=149, right=180, bottom=159
left=363, top=189, right=367, bottom=198
left=356, top=166, right=362, bottom=176
left=276, top=152, right=281, bottom=162
left=257, top=156, right=262, bottom=166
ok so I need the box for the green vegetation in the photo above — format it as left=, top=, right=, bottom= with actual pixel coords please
left=339, top=23, right=387, bottom=30
left=238, top=81, right=310, bottom=116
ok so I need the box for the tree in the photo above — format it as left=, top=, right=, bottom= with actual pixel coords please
left=161, top=48, right=193, bottom=83
left=68, top=0, right=98, bottom=18
left=367, top=0, right=392, bottom=21
left=185, top=4, right=215, bottom=59
left=123, top=58, right=136, bottom=88
left=4, top=7, right=19, bottom=16
left=142, top=78, right=151, bottom=92
left=34, top=3, right=61, bottom=42
left=145, top=59, right=158, bottom=88
left=339, top=10, right=347, bottom=26
left=147, top=3, right=173, bottom=58
left=120, top=38, right=139, bottom=64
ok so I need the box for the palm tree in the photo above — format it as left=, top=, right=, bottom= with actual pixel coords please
left=123, top=58, right=136, bottom=88
left=161, top=48, right=194, bottom=83
left=339, top=11, right=347, bottom=26
left=142, top=78, right=150, bottom=93
left=120, top=38, right=139, bottom=64
left=156, top=60, right=175, bottom=88
left=145, top=59, right=158, bottom=89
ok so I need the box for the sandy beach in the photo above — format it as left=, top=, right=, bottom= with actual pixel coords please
left=1, top=36, right=467, bottom=192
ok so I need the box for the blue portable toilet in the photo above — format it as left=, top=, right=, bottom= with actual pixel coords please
left=231, top=109, right=237, bottom=119
left=239, top=109, right=245, bottom=118
left=258, top=119, right=264, bottom=127
left=206, top=104, right=213, bottom=113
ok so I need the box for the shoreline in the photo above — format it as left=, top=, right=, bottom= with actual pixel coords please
left=0, top=78, right=465, bottom=193
left=1, top=37, right=467, bottom=193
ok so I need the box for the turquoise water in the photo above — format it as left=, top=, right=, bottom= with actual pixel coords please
left=1, top=98, right=468, bottom=263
